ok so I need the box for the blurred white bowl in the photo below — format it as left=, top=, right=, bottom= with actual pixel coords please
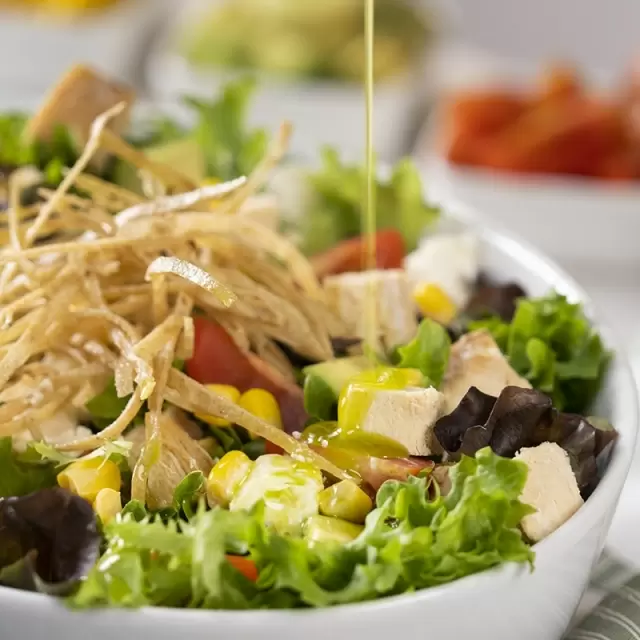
left=412, top=54, right=640, bottom=269
left=0, top=0, right=162, bottom=93
left=414, top=152, right=640, bottom=269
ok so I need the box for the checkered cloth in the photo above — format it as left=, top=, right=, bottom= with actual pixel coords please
left=568, top=554, right=640, bottom=639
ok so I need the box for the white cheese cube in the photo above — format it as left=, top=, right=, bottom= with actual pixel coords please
left=361, top=386, right=445, bottom=456
left=405, top=232, right=479, bottom=308
left=323, top=269, right=417, bottom=349
left=516, top=442, right=584, bottom=543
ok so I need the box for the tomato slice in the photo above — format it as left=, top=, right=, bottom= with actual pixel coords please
left=310, top=229, right=405, bottom=280
left=186, top=317, right=308, bottom=433
left=226, top=555, right=258, bottom=582
left=265, top=440, right=284, bottom=455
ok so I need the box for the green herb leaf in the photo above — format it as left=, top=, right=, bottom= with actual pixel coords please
left=172, top=471, right=206, bottom=520
left=0, top=438, right=57, bottom=498
left=183, top=77, right=268, bottom=181
left=85, top=378, right=130, bottom=420
left=393, top=318, right=451, bottom=388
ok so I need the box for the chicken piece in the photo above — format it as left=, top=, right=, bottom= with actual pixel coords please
left=25, top=64, right=134, bottom=169
left=516, top=442, right=583, bottom=542
left=361, top=386, right=445, bottom=456
left=323, top=268, right=417, bottom=349
left=442, top=329, right=531, bottom=414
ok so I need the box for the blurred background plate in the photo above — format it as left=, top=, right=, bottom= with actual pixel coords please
left=0, top=0, right=163, bottom=94
left=416, top=153, right=640, bottom=269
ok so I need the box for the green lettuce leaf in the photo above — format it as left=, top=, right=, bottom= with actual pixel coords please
left=300, top=148, right=439, bottom=256
left=184, top=77, right=268, bottom=181
left=0, top=438, right=57, bottom=498
left=470, top=293, right=610, bottom=412
left=392, top=318, right=451, bottom=388
left=71, top=448, right=533, bottom=610
left=86, top=360, right=185, bottom=427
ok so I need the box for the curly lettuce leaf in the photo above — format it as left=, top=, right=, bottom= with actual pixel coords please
left=393, top=318, right=451, bottom=388
left=470, top=293, right=610, bottom=412
left=300, top=148, right=439, bottom=256
left=71, top=448, right=533, bottom=610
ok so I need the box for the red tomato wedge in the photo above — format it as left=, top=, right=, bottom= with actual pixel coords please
left=226, top=555, right=258, bottom=582
left=310, top=229, right=405, bottom=280
left=186, top=317, right=308, bottom=433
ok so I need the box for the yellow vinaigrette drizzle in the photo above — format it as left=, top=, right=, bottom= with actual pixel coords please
left=363, top=0, right=378, bottom=358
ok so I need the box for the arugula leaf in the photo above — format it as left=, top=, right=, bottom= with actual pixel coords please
left=183, top=77, right=268, bottom=181
left=0, top=438, right=57, bottom=498
left=301, top=148, right=439, bottom=256
left=471, top=293, right=610, bottom=412
left=71, top=449, right=533, bottom=610
left=393, top=318, right=451, bottom=388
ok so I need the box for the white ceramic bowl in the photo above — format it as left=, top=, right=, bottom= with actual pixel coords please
left=0, top=206, right=637, bottom=640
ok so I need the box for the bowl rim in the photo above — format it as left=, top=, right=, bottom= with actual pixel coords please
left=420, top=153, right=640, bottom=199
left=0, top=201, right=637, bottom=620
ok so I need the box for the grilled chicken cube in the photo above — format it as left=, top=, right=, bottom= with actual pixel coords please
left=361, top=386, right=445, bottom=456
left=25, top=64, right=134, bottom=168
left=516, top=442, right=584, bottom=542
left=323, top=269, right=417, bottom=349
left=442, top=329, right=531, bottom=414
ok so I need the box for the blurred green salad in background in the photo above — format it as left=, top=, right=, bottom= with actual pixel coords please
left=179, top=0, right=434, bottom=83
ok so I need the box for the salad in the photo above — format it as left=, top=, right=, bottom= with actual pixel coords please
left=0, top=65, right=616, bottom=610
left=178, top=0, right=433, bottom=83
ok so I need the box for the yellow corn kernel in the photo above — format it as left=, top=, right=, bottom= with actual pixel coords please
left=207, top=450, right=254, bottom=508
left=93, top=488, right=122, bottom=524
left=413, top=283, right=457, bottom=325
left=195, top=384, right=241, bottom=427
left=57, top=456, right=121, bottom=503
left=238, top=388, right=283, bottom=439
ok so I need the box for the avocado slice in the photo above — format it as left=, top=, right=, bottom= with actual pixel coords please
left=302, top=356, right=369, bottom=421
left=112, top=136, right=206, bottom=193
left=304, top=515, right=364, bottom=545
